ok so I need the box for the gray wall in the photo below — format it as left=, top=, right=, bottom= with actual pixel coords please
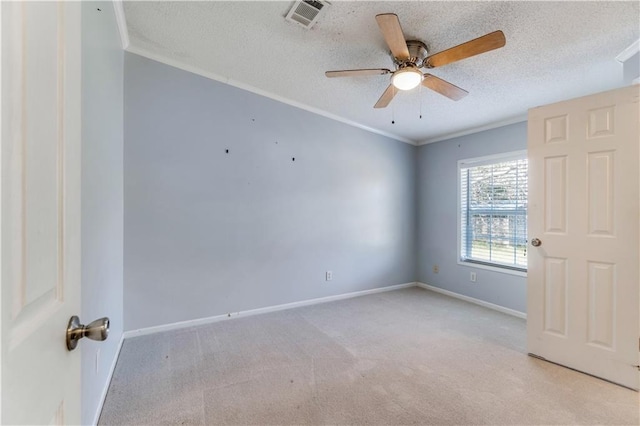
left=81, top=3, right=123, bottom=424
left=417, top=122, right=527, bottom=313
left=622, top=51, right=639, bottom=85
left=124, top=53, right=417, bottom=331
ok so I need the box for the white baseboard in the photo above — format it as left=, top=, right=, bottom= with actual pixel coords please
left=123, top=282, right=417, bottom=339
left=92, top=334, right=124, bottom=426
left=122, top=281, right=525, bottom=340
left=416, top=282, right=527, bottom=319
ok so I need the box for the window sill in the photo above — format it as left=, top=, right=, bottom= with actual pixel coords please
left=457, top=260, right=527, bottom=277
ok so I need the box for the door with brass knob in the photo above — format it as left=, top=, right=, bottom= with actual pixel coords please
left=66, top=316, right=110, bottom=351
left=1, top=2, right=84, bottom=424
left=527, top=85, right=639, bottom=390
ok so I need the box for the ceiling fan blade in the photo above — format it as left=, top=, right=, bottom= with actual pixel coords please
left=325, top=69, right=391, bottom=78
left=424, top=30, right=506, bottom=68
left=422, top=74, right=468, bottom=101
left=374, top=84, right=397, bottom=108
left=375, top=14, right=410, bottom=61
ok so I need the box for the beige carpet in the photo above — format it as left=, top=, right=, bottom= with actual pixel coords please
left=99, top=287, right=639, bottom=425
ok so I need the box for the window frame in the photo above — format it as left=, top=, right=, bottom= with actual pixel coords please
left=457, top=150, right=528, bottom=277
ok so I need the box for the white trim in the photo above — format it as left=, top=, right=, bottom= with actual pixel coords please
left=416, top=282, right=527, bottom=319
left=124, top=46, right=415, bottom=146
left=458, top=149, right=527, bottom=168
left=123, top=282, right=417, bottom=339
left=91, top=334, right=124, bottom=426
left=112, top=0, right=129, bottom=50
left=457, top=259, right=527, bottom=277
left=615, top=39, right=639, bottom=63
left=0, top=2, right=3, bottom=421
left=418, top=115, right=527, bottom=145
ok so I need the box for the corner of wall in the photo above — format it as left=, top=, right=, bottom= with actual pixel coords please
left=81, top=1, right=124, bottom=424
left=112, top=0, right=129, bottom=49
left=415, top=122, right=528, bottom=314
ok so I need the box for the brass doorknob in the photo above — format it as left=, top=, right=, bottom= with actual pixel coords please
left=531, top=238, right=542, bottom=247
left=66, top=316, right=109, bottom=351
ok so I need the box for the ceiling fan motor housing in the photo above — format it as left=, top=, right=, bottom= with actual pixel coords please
left=394, top=40, right=428, bottom=67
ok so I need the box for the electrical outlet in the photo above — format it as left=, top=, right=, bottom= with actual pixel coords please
left=433, top=265, right=439, bottom=273
left=326, top=271, right=333, bottom=281
left=470, top=272, right=477, bottom=282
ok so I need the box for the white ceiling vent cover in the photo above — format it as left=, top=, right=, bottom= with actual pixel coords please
left=285, top=1, right=329, bottom=29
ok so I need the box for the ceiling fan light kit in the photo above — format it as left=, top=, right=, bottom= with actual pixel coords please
left=325, top=13, right=506, bottom=109
left=392, top=66, right=423, bottom=90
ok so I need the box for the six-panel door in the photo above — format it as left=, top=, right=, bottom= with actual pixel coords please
left=1, top=2, right=82, bottom=423
left=527, top=85, right=639, bottom=390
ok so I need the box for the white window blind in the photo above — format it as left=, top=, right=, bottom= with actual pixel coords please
left=459, top=153, right=528, bottom=271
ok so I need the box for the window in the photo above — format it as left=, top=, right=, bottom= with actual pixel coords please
left=459, top=151, right=528, bottom=272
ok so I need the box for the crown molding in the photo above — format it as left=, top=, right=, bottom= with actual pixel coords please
left=615, top=39, right=639, bottom=63
left=112, top=0, right=129, bottom=50
left=417, top=114, right=527, bottom=145
left=124, top=45, right=416, bottom=146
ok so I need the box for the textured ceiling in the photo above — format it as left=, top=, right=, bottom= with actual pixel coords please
left=123, top=1, right=639, bottom=144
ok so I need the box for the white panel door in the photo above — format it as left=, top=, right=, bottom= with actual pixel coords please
left=527, top=85, right=639, bottom=389
left=1, top=1, right=82, bottom=423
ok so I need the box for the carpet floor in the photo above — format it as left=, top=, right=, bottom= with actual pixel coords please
left=99, top=287, right=639, bottom=425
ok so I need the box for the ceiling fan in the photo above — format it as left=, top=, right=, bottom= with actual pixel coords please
left=325, top=14, right=506, bottom=108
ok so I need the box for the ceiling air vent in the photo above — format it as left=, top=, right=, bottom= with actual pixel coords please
left=285, top=1, right=329, bottom=29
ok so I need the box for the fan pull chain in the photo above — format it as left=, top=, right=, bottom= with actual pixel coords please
left=419, top=83, right=423, bottom=119
left=391, top=99, right=395, bottom=124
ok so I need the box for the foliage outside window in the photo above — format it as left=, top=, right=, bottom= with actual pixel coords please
left=459, top=152, right=528, bottom=271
